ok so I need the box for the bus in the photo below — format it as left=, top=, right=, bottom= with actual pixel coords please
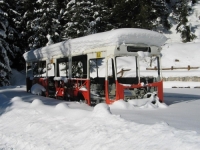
left=23, top=28, right=167, bottom=106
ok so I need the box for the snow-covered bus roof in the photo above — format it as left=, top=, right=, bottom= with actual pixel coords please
left=23, top=28, right=167, bottom=62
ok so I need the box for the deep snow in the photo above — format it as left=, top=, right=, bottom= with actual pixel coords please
left=1, top=1, right=200, bottom=149
left=0, top=86, right=200, bottom=150
left=1, top=41, right=200, bottom=149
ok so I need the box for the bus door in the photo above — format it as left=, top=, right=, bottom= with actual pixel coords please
left=89, top=58, right=105, bottom=104
left=26, top=62, right=33, bottom=92
left=106, top=58, right=116, bottom=102
left=46, top=62, right=55, bottom=97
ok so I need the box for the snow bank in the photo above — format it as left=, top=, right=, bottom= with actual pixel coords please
left=30, top=83, right=46, bottom=95
left=1, top=87, right=200, bottom=149
left=30, top=99, right=44, bottom=107
left=0, top=94, right=8, bottom=100
left=23, top=28, right=167, bottom=62
left=9, top=69, right=26, bottom=85
left=110, top=94, right=168, bottom=109
left=11, top=96, right=23, bottom=102
left=109, top=100, right=134, bottom=110
left=10, top=96, right=29, bottom=108
left=161, top=42, right=200, bottom=68
left=93, top=103, right=112, bottom=117
left=55, top=103, right=69, bottom=111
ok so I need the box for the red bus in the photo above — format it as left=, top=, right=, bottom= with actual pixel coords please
left=23, top=28, right=167, bottom=106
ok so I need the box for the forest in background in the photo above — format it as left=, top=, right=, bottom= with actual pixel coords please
left=0, top=0, right=198, bottom=86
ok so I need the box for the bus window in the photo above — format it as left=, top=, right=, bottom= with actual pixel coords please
left=107, top=58, right=116, bottom=99
left=33, top=61, right=46, bottom=77
left=89, top=58, right=105, bottom=78
left=27, top=63, right=33, bottom=77
left=72, top=61, right=83, bottom=78
left=107, top=58, right=113, bottom=77
left=47, top=63, right=55, bottom=76
left=116, top=56, right=139, bottom=85
left=58, top=62, right=67, bottom=77
left=116, top=56, right=136, bottom=78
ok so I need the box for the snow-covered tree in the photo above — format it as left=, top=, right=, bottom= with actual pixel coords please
left=152, top=0, right=171, bottom=32
left=0, top=0, right=12, bottom=86
left=90, top=0, right=114, bottom=33
left=62, top=0, right=112, bottom=39
left=175, top=0, right=196, bottom=42
left=5, top=0, right=26, bottom=71
left=109, top=0, right=170, bottom=31
left=23, top=0, right=63, bottom=49
left=62, top=0, right=94, bottom=38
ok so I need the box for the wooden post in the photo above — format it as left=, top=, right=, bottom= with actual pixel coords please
left=188, top=65, right=190, bottom=70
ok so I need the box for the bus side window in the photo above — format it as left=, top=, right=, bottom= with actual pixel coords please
left=33, top=61, right=46, bottom=77
left=58, top=62, right=68, bottom=77
left=72, top=61, right=83, bottom=78
left=89, top=58, right=105, bottom=78
left=47, top=63, right=55, bottom=76
left=27, top=64, right=33, bottom=77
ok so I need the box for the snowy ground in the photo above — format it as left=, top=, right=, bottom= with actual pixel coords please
left=2, top=36, right=200, bottom=150
left=0, top=2, right=200, bottom=148
left=0, top=85, right=200, bottom=150
left=1, top=50, right=200, bottom=149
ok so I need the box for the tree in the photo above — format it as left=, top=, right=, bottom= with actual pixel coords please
left=0, top=0, right=12, bottom=86
left=22, top=0, right=63, bottom=49
left=176, top=0, right=196, bottom=42
left=110, top=0, right=140, bottom=28
left=6, top=0, right=26, bottom=71
left=62, top=0, right=95, bottom=38
left=110, top=0, right=170, bottom=31
left=152, top=0, right=171, bottom=32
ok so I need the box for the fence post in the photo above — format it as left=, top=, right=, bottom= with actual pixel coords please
left=188, top=65, right=190, bottom=70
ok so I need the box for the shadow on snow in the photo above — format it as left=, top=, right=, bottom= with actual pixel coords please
left=164, top=92, right=200, bottom=105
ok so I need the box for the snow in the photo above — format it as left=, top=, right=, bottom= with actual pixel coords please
left=1, top=39, right=200, bottom=149
left=164, top=1, right=200, bottom=43
left=54, top=77, right=68, bottom=83
left=1, top=4, right=200, bottom=148
left=1, top=86, right=200, bottom=149
left=9, top=69, right=26, bottom=85
left=30, top=83, right=46, bottom=95
left=23, top=28, right=167, bottom=62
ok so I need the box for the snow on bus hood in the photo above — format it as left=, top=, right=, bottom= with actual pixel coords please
left=23, top=28, right=167, bottom=62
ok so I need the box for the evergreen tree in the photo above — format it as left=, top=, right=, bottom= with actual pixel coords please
left=135, top=0, right=157, bottom=29
left=51, top=0, right=66, bottom=42
left=62, top=0, right=113, bottom=39
left=19, top=0, right=39, bottom=50
left=153, top=0, right=171, bottom=32
left=192, top=0, right=197, bottom=4
left=111, top=0, right=140, bottom=28
left=62, top=0, right=96, bottom=38
left=25, top=0, right=51, bottom=49
left=110, top=0, right=170, bottom=31
left=22, top=0, right=65, bottom=49
left=0, top=0, right=12, bottom=86
left=176, top=0, right=196, bottom=42
left=6, top=0, right=26, bottom=71
left=88, top=0, right=114, bottom=33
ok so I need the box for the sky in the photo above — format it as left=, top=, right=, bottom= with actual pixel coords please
left=0, top=1, right=200, bottom=149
